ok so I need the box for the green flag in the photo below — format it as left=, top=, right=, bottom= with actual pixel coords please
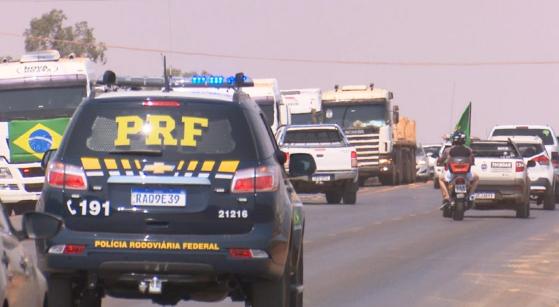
left=8, top=118, right=70, bottom=163
left=455, top=102, right=472, bottom=145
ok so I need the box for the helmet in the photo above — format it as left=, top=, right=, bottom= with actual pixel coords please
left=451, top=131, right=466, bottom=145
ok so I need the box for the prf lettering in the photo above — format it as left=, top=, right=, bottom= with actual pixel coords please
left=114, top=115, right=208, bottom=147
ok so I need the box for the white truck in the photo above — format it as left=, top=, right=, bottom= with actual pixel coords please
left=322, top=84, right=417, bottom=186
left=0, top=50, right=94, bottom=215
left=280, top=88, right=321, bottom=125
left=276, top=124, right=359, bottom=204
left=242, top=78, right=290, bottom=133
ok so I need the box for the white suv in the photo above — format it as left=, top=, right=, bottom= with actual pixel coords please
left=489, top=125, right=559, bottom=202
left=490, top=136, right=555, bottom=210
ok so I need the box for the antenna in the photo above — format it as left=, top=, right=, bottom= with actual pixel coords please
left=163, top=55, right=171, bottom=92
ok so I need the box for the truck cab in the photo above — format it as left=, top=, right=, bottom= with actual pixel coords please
left=242, top=78, right=290, bottom=133
left=0, top=50, right=93, bottom=215
left=280, top=88, right=322, bottom=125
left=321, top=84, right=416, bottom=186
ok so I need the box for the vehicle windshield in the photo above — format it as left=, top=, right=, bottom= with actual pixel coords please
left=64, top=99, right=257, bottom=160
left=255, top=99, right=275, bottom=127
left=323, top=104, right=387, bottom=129
left=291, top=112, right=322, bottom=125
left=283, top=128, right=343, bottom=144
left=424, top=146, right=441, bottom=158
left=492, top=128, right=554, bottom=145
left=517, top=143, right=545, bottom=158
left=0, top=86, right=86, bottom=121
left=471, top=143, right=519, bottom=158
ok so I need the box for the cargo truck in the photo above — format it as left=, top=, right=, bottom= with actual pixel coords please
left=280, top=88, right=321, bottom=125
left=322, top=84, right=417, bottom=186
left=243, top=78, right=290, bottom=133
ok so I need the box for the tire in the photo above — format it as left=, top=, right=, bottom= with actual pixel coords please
left=453, top=200, right=465, bottom=221
left=554, top=183, right=559, bottom=203
left=342, top=183, right=357, bottom=205
left=442, top=206, right=452, bottom=218
left=516, top=198, right=530, bottom=218
left=325, top=191, right=342, bottom=204
left=2, top=203, right=14, bottom=217
left=78, top=291, right=102, bottom=307
left=543, top=187, right=555, bottom=210
left=249, top=265, right=290, bottom=307
left=289, top=246, right=303, bottom=307
left=47, top=276, right=74, bottom=307
left=433, top=178, right=440, bottom=189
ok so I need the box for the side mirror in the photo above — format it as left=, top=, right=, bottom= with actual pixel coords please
left=21, top=212, right=63, bottom=240
left=276, top=150, right=287, bottom=165
left=40, top=149, right=56, bottom=170
left=288, top=153, right=317, bottom=177
left=393, top=105, right=400, bottom=125
left=527, top=160, right=536, bottom=168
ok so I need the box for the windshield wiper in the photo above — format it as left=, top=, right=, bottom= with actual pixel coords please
left=109, top=149, right=163, bottom=156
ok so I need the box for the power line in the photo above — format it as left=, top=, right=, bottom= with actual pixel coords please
left=3, top=31, right=559, bottom=67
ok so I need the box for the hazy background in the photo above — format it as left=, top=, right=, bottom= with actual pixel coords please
left=1, top=0, right=559, bottom=143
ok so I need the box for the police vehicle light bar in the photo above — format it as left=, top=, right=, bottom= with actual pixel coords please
left=99, top=71, right=254, bottom=89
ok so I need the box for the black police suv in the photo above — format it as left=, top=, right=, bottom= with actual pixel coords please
left=36, top=83, right=313, bottom=307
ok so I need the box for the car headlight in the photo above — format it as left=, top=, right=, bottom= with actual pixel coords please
left=0, top=167, right=12, bottom=179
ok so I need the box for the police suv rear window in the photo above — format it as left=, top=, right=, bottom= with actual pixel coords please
left=64, top=99, right=256, bottom=160
left=284, top=129, right=343, bottom=144
left=471, top=143, right=519, bottom=158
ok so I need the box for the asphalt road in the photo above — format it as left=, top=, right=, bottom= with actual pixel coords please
left=19, top=181, right=559, bottom=306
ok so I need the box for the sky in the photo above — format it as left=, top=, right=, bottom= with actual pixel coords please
left=2, top=0, right=559, bottom=143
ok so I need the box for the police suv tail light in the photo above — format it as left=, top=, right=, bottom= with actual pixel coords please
left=351, top=151, right=358, bottom=168
left=515, top=161, right=525, bottom=172
left=47, top=162, right=88, bottom=190
left=228, top=248, right=269, bottom=259
left=231, top=165, right=280, bottom=193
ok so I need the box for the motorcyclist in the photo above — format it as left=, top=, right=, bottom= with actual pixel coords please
left=438, top=131, right=479, bottom=209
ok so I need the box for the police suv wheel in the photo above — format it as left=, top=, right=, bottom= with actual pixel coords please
left=248, top=266, right=290, bottom=307
left=47, top=276, right=74, bottom=307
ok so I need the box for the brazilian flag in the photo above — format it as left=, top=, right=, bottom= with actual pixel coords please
left=9, top=118, right=70, bottom=163
left=455, top=102, right=472, bottom=146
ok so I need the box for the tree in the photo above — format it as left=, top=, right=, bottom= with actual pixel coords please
left=23, top=9, right=107, bottom=63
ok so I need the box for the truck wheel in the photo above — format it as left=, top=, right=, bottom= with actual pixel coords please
left=516, top=198, right=530, bottom=218
left=342, top=184, right=357, bottom=205
left=358, top=177, right=367, bottom=187
left=325, top=191, right=342, bottom=204
left=543, top=188, right=555, bottom=210
left=47, top=276, right=74, bottom=307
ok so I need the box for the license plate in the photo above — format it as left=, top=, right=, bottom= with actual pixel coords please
left=455, top=184, right=467, bottom=194
left=312, top=175, right=332, bottom=182
left=131, top=188, right=186, bottom=207
left=491, top=162, right=512, bottom=168
left=475, top=192, right=496, bottom=200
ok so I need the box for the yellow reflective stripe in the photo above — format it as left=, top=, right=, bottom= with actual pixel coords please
left=121, top=159, right=131, bottom=170
left=177, top=160, right=185, bottom=171
left=201, top=161, right=215, bottom=172
left=187, top=161, right=198, bottom=171
left=104, top=159, right=118, bottom=170
left=81, top=157, right=101, bottom=170
left=218, top=160, right=240, bottom=173
left=134, top=160, right=142, bottom=170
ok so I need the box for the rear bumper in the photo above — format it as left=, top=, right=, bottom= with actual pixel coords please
left=529, top=178, right=552, bottom=195
left=291, top=169, right=358, bottom=193
left=37, top=222, right=291, bottom=281
left=474, top=184, right=528, bottom=209
left=0, top=190, right=40, bottom=204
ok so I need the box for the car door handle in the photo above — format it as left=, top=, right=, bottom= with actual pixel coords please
left=316, top=154, right=324, bottom=158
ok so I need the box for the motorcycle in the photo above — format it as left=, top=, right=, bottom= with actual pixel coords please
left=442, top=156, right=474, bottom=221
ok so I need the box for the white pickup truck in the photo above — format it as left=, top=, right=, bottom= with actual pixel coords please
left=470, top=140, right=532, bottom=218
left=276, top=124, right=359, bottom=204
